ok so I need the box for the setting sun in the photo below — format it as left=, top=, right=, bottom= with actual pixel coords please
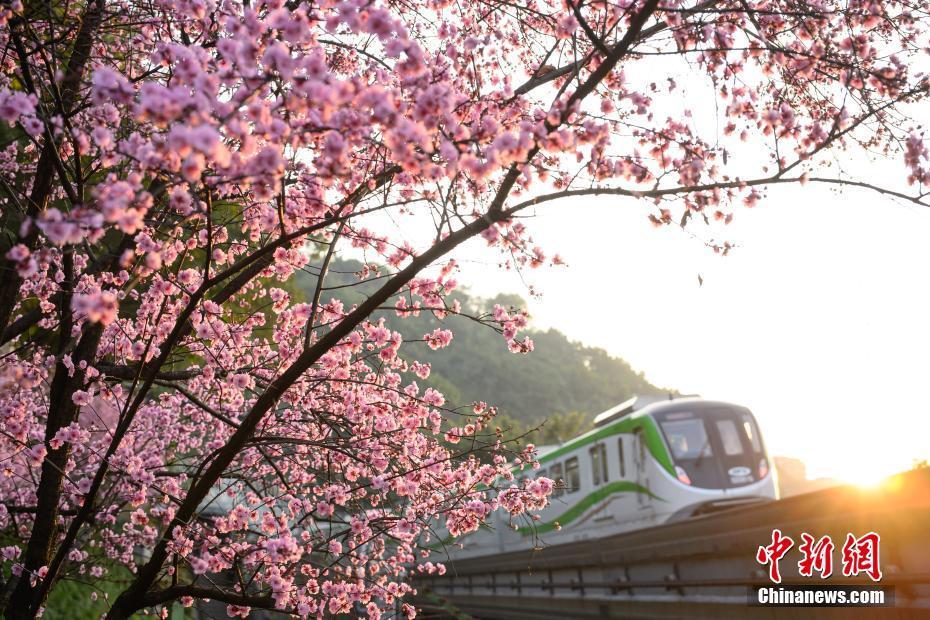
left=844, top=468, right=890, bottom=489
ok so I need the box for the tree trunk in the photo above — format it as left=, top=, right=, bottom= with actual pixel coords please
left=3, top=326, right=102, bottom=619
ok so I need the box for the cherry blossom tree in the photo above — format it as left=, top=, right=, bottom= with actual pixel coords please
left=0, top=0, right=928, bottom=617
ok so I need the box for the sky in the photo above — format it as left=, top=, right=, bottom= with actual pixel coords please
left=441, top=181, right=930, bottom=485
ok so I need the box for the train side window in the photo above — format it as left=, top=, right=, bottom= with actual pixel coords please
left=549, top=462, right=563, bottom=497
left=589, top=446, right=600, bottom=485
left=618, top=438, right=626, bottom=478
left=565, top=457, right=580, bottom=493
left=589, top=444, right=608, bottom=485
left=600, top=444, right=608, bottom=482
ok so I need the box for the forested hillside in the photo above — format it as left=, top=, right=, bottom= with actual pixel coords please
left=297, top=260, right=670, bottom=442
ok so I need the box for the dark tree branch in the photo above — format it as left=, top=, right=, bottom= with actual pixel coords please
left=514, top=0, right=718, bottom=96
left=98, top=364, right=201, bottom=382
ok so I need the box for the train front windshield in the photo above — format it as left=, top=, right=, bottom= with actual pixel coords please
left=655, top=406, right=768, bottom=489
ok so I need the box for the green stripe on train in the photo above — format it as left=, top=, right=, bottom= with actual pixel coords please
left=426, top=481, right=664, bottom=550
left=516, top=480, right=665, bottom=536
left=536, top=415, right=675, bottom=476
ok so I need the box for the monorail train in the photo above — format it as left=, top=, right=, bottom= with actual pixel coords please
left=444, top=396, right=778, bottom=558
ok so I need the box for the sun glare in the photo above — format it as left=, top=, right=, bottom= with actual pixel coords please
left=851, top=471, right=888, bottom=489
left=829, top=459, right=898, bottom=489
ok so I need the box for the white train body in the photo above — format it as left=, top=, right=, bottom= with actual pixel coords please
left=446, top=397, right=778, bottom=558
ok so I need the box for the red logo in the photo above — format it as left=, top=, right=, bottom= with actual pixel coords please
left=841, top=532, right=882, bottom=581
left=798, top=533, right=834, bottom=578
left=756, top=529, right=794, bottom=583
left=757, top=531, right=881, bottom=583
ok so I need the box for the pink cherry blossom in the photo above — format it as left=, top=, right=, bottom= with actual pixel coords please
left=0, top=0, right=926, bottom=617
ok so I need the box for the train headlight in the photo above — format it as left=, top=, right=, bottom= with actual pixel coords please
left=758, top=458, right=769, bottom=479
left=674, top=465, right=691, bottom=485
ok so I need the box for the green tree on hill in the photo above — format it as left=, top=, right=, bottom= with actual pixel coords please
left=299, top=260, right=670, bottom=434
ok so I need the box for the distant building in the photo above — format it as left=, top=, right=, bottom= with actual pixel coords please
left=774, top=456, right=840, bottom=497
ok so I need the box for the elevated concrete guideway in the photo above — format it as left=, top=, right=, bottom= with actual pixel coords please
left=416, top=468, right=930, bottom=619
